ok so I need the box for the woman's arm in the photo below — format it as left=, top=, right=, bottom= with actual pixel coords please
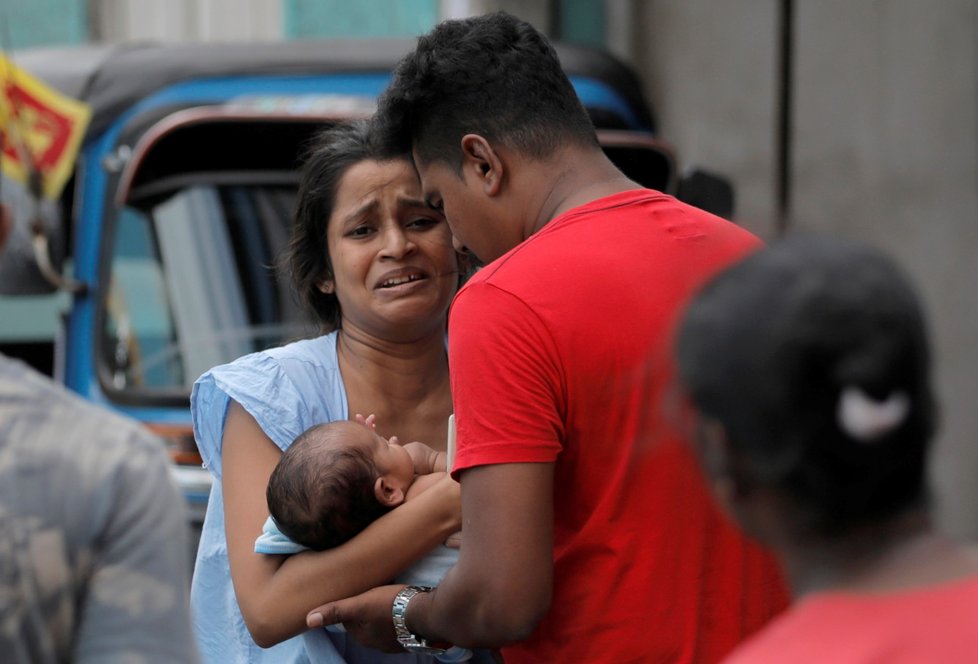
left=221, top=401, right=461, bottom=647
left=404, top=470, right=447, bottom=502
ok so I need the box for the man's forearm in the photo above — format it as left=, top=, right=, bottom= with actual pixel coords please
left=402, top=463, right=555, bottom=649
left=403, top=571, right=500, bottom=648
left=403, top=560, right=545, bottom=648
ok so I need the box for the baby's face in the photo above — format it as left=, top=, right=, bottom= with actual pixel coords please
left=355, top=427, right=415, bottom=489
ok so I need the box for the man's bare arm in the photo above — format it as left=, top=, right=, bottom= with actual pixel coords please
left=407, top=462, right=553, bottom=646
left=307, top=462, right=554, bottom=650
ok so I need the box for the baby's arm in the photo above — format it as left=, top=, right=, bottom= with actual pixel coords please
left=403, top=441, right=447, bottom=474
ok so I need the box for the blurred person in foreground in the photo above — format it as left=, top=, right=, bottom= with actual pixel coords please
left=676, top=236, right=978, bottom=663
left=0, top=202, right=198, bottom=662
left=308, top=12, right=788, bottom=663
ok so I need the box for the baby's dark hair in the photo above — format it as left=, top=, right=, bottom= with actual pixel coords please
left=372, top=11, right=598, bottom=170
left=676, top=236, right=935, bottom=538
left=267, top=422, right=392, bottom=551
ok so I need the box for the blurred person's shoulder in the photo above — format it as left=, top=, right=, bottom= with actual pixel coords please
left=0, top=353, right=167, bottom=463
left=0, top=353, right=194, bottom=664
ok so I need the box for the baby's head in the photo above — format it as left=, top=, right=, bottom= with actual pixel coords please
left=267, top=419, right=415, bottom=550
left=676, top=236, right=935, bottom=541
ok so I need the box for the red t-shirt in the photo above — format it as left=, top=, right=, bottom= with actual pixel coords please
left=450, top=190, right=788, bottom=664
left=723, top=574, right=978, bottom=663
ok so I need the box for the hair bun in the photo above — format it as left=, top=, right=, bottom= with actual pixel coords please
left=837, top=387, right=909, bottom=442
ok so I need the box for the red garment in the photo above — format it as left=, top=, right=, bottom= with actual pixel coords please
left=723, top=574, right=978, bottom=663
left=450, top=190, right=788, bottom=664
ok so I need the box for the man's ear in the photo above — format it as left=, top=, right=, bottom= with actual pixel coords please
left=374, top=476, right=406, bottom=508
left=460, top=134, right=503, bottom=196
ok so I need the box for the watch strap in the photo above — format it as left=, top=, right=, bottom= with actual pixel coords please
left=391, top=585, right=447, bottom=654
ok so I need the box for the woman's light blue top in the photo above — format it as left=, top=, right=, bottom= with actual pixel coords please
left=190, top=332, right=458, bottom=664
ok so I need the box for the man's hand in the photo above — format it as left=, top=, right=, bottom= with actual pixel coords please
left=306, top=584, right=406, bottom=653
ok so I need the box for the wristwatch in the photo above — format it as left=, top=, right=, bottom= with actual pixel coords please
left=392, top=585, right=447, bottom=654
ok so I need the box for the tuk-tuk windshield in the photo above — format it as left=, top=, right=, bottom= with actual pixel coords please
left=101, top=182, right=318, bottom=395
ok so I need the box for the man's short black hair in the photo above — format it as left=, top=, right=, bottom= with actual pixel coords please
left=373, top=11, right=598, bottom=170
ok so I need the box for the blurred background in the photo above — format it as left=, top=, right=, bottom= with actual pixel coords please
left=6, top=0, right=977, bottom=539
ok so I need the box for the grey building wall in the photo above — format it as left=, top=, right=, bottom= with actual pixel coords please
left=92, top=0, right=282, bottom=42
left=626, top=0, right=978, bottom=539
left=792, top=0, right=978, bottom=540
left=630, top=1, right=780, bottom=240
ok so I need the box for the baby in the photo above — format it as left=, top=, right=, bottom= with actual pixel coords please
left=266, top=418, right=447, bottom=551
left=259, top=417, right=489, bottom=663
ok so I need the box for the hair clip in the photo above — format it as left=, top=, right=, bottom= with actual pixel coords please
left=837, top=386, right=909, bottom=442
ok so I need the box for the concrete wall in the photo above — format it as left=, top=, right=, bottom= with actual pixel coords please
left=792, top=0, right=978, bottom=539
left=23, top=0, right=440, bottom=44
left=92, top=0, right=282, bottom=42
left=631, top=1, right=780, bottom=240
left=625, top=0, right=978, bottom=539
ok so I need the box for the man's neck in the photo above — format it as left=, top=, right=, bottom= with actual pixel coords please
left=526, top=148, right=639, bottom=237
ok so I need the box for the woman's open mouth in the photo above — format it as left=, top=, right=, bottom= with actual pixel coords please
left=380, top=273, right=425, bottom=288
left=376, top=268, right=429, bottom=291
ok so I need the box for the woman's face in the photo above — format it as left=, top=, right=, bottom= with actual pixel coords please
left=324, top=159, right=459, bottom=340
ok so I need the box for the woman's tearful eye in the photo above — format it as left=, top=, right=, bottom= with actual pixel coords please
left=407, top=217, right=440, bottom=231
left=347, top=224, right=375, bottom=238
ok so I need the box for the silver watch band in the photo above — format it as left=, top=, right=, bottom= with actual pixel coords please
left=391, top=585, right=447, bottom=654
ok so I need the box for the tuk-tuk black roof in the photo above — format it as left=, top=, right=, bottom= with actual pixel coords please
left=16, top=38, right=655, bottom=138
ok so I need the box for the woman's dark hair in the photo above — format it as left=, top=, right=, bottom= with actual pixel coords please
left=285, top=120, right=393, bottom=330
left=676, top=236, right=936, bottom=537
left=372, top=11, right=598, bottom=170
left=267, top=422, right=392, bottom=551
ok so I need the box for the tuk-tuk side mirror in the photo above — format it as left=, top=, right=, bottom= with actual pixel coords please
left=0, top=176, right=69, bottom=295
left=677, top=168, right=735, bottom=220
left=597, top=130, right=677, bottom=195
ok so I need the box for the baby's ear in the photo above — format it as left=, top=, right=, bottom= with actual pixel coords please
left=374, top=476, right=406, bottom=508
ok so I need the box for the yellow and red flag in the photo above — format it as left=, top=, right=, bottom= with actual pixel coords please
left=0, top=53, right=91, bottom=200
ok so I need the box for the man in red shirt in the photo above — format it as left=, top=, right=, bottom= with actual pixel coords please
left=307, top=12, right=787, bottom=663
